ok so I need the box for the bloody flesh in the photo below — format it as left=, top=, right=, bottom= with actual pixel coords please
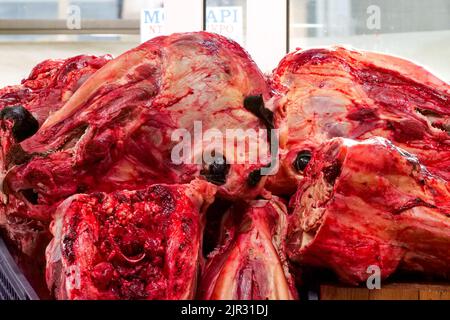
left=268, top=47, right=450, bottom=194
left=0, top=55, right=111, bottom=257
left=288, top=137, right=450, bottom=284
left=198, top=198, right=298, bottom=300
left=46, top=180, right=215, bottom=300
left=0, top=33, right=449, bottom=300
left=4, top=32, right=272, bottom=227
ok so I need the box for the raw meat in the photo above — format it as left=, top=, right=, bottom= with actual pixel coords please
left=268, top=47, right=450, bottom=194
left=0, top=54, right=112, bottom=125
left=198, top=198, right=298, bottom=299
left=4, top=32, right=272, bottom=225
left=0, top=54, right=111, bottom=180
left=46, top=180, right=215, bottom=300
left=0, top=55, right=111, bottom=256
left=288, top=137, right=450, bottom=284
left=2, top=33, right=449, bottom=300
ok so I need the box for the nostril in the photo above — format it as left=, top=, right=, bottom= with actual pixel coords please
left=0, top=105, right=39, bottom=142
left=201, top=154, right=230, bottom=186
left=323, top=161, right=342, bottom=185
left=20, top=189, right=39, bottom=205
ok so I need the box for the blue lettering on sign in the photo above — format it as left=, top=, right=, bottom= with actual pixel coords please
left=221, top=9, right=231, bottom=22
left=144, top=10, right=163, bottom=24
left=207, top=8, right=238, bottom=24
left=207, top=9, right=218, bottom=23
left=143, top=8, right=239, bottom=26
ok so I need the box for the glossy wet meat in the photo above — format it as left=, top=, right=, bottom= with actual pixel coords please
left=4, top=32, right=272, bottom=225
left=0, top=54, right=111, bottom=177
left=288, top=137, right=450, bottom=284
left=46, top=180, right=215, bottom=300
left=0, top=54, right=112, bottom=125
left=0, top=54, right=111, bottom=257
left=268, top=47, right=450, bottom=194
left=1, top=35, right=450, bottom=300
left=198, top=198, right=297, bottom=300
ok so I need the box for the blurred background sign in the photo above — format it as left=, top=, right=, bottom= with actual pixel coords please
left=0, top=0, right=449, bottom=86
left=140, top=8, right=165, bottom=41
left=206, top=6, right=243, bottom=44
left=140, top=5, right=243, bottom=45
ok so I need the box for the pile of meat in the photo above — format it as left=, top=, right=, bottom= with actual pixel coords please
left=0, top=32, right=449, bottom=300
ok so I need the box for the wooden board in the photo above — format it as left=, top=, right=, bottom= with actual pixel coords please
left=320, top=283, right=450, bottom=300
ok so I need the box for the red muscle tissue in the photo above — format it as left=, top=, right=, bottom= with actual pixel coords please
left=0, top=33, right=448, bottom=300
left=288, top=137, right=450, bottom=284
left=198, top=198, right=297, bottom=300
left=5, top=32, right=271, bottom=227
left=46, top=180, right=215, bottom=300
left=1, top=54, right=111, bottom=256
left=268, top=47, right=450, bottom=194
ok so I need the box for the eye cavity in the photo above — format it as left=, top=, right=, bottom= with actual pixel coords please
left=0, top=105, right=39, bottom=142
left=293, top=150, right=312, bottom=172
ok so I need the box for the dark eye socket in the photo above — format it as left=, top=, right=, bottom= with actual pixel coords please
left=0, top=105, right=39, bottom=142
left=200, top=155, right=230, bottom=186
left=293, top=150, right=312, bottom=172
left=323, top=161, right=342, bottom=185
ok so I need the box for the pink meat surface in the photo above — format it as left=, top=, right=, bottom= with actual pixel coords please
left=288, top=137, right=450, bottom=285
left=198, top=198, right=298, bottom=300
left=268, top=47, right=450, bottom=195
left=1, top=54, right=111, bottom=256
left=4, top=32, right=272, bottom=226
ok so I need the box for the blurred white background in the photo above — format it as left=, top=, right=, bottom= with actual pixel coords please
left=0, top=0, right=449, bottom=87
